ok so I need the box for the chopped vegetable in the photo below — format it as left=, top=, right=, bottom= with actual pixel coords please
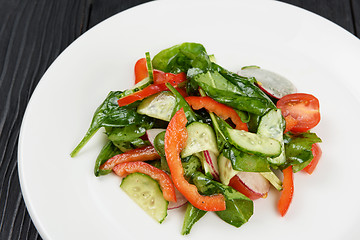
left=134, top=58, right=148, bottom=84
left=113, top=161, right=176, bottom=202
left=303, top=143, right=322, bottom=174
left=164, top=108, right=226, bottom=211
left=185, top=96, right=248, bottom=131
left=277, top=166, right=294, bottom=216
left=100, top=145, right=160, bottom=171
left=277, top=93, right=320, bottom=133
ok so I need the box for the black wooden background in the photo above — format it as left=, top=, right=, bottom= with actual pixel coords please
left=0, top=0, right=359, bottom=239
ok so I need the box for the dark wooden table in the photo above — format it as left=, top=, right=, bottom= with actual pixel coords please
left=0, top=0, right=359, bottom=239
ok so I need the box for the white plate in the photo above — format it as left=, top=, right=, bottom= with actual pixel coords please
left=18, top=0, right=360, bottom=239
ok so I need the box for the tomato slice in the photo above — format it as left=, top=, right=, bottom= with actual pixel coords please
left=303, top=143, right=322, bottom=174
left=277, top=93, right=320, bottom=133
left=134, top=58, right=148, bottom=84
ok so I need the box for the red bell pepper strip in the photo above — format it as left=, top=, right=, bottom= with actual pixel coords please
left=118, top=71, right=187, bottom=107
left=303, top=143, right=322, bottom=174
left=284, top=115, right=298, bottom=133
left=134, top=58, right=148, bottom=84
left=164, top=108, right=226, bottom=211
left=278, top=166, right=294, bottom=217
left=100, top=145, right=160, bottom=171
left=185, top=96, right=248, bottom=131
left=113, top=161, right=176, bottom=202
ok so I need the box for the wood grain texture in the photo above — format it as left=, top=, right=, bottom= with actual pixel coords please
left=350, top=0, right=360, bottom=36
left=0, top=0, right=357, bottom=239
left=0, top=0, right=92, bottom=239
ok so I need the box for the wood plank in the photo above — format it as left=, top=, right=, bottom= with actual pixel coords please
left=0, top=0, right=92, bottom=239
left=279, top=0, right=355, bottom=35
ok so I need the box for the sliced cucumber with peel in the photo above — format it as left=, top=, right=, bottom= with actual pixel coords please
left=181, top=122, right=219, bottom=158
left=225, top=128, right=281, bottom=157
left=257, top=109, right=286, bottom=165
left=137, top=91, right=176, bottom=121
left=120, top=173, right=168, bottom=223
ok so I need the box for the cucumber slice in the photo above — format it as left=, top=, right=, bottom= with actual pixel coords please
left=257, top=109, right=286, bottom=165
left=137, top=91, right=176, bottom=121
left=218, top=153, right=239, bottom=185
left=120, top=173, right=168, bottom=223
left=145, top=52, right=154, bottom=83
left=120, top=77, right=151, bottom=98
left=225, top=128, right=281, bottom=157
left=181, top=122, right=219, bottom=158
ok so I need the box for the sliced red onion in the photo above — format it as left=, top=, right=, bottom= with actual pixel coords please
left=239, top=67, right=297, bottom=99
left=203, top=150, right=220, bottom=181
left=146, top=128, right=166, bottom=147
left=168, top=188, right=188, bottom=210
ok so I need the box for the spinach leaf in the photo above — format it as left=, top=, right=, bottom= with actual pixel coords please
left=213, top=63, right=273, bottom=103
left=247, top=113, right=262, bottom=133
left=107, top=121, right=154, bottom=142
left=152, top=42, right=211, bottom=73
left=284, top=132, right=322, bottom=172
left=191, top=172, right=253, bottom=228
left=94, top=141, right=122, bottom=177
left=193, top=71, right=275, bottom=115
left=71, top=91, right=151, bottom=157
left=182, top=155, right=202, bottom=182
left=181, top=203, right=207, bottom=235
left=216, top=198, right=253, bottom=228
left=111, top=138, right=149, bottom=152
left=153, top=131, right=170, bottom=172
left=222, top=147, right=271, bottom=172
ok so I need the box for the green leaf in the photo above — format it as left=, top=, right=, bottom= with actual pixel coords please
left=153, top=131, right=170, bottom=172
left=94, top=141, right=122, bottom=176
left=181, top=203, right=207, bottom=235
left=193, top=71, right=275, bottom=115
left=284, top=132, right=322, bottom=172
left=216, top=198, right=253, bottom=228
left=70, top=91, right=151, bottom=157
left=191, top=172, right=253, bottom=228
left=152, top=42, right=211, bottom=73
left=107, top=121, right=154, bottom=142
left=222, top=147, right=271, bottom=172
left=182, top=155, right=202, bottom=182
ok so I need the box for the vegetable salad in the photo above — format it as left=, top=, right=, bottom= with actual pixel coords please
left=71, top=42, right=322, bottom=234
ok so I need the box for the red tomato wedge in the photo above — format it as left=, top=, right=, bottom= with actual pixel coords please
left=113, top=161, right=176, bottom=202
left=100, top=145, right=160, bottom=171
left=134, top=58, right=148, bottom=84
left=278, top=166, right=294, bottom=217
left=277, top=93, right=320, bottom=133
left=164, top=108, right=226, bottom=211
left=303, top=143, right=322, bottom=174
left=283, top=115, right=298, bottom=133
left=185, top=96, right=248, bottom=131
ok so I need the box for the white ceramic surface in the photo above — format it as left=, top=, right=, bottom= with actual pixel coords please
left=18, top=0, right=360, bottom=239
